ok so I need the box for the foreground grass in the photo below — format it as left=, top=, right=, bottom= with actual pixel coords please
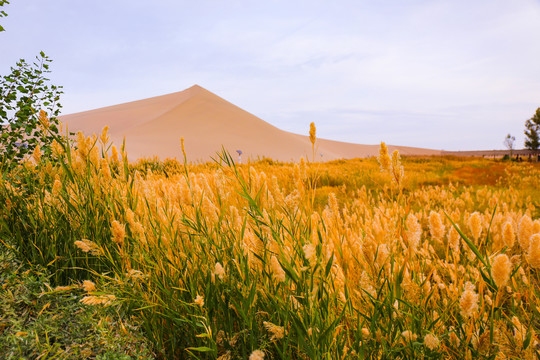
left=1, top=127, right=540, bottom=359
left=0, top=249, right=154, bottom=359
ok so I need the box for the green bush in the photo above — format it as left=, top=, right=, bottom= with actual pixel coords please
left=0, top=52, right=64, bottom=169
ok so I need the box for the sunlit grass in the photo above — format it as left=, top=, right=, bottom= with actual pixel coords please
left=1, top=128, right=539, bottom=359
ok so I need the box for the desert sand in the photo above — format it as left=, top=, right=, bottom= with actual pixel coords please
left=59, top=85, right=442, bottom=162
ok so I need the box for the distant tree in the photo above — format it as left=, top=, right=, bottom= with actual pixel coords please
left=0, top=0, right=9, bottom=32
left=524, top=107, right=540, bottom=150
left=503, top=133, right=516, bottom=157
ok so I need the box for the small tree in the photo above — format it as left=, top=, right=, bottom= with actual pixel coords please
left=524, top=108, right=540, bottom=150
left=1, top=1, right=66, bottom=169
left=0, top=52, right=64, bottom=167
left=503, top=134, right=516, bottom=157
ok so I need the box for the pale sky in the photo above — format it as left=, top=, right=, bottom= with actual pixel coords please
left=1, top=0, right=539, bottom=150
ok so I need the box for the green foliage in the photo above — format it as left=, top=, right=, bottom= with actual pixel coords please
left=0, top=248, right=154, bottom=359
left=524, top=107, right=540, bottom=150
left=0, top=52, right=63, bottom=168
left=0, top=0, right=9, bottom=32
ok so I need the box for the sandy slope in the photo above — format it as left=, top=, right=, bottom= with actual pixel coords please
left=59, top=85, right=441, bottom=162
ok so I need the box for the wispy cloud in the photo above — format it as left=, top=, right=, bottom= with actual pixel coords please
left=1, top=0, right=539, bottom=150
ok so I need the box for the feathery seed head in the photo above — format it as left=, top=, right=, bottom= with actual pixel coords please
left=52, top=178, right=62, bottom=197
left=125, top=209, right=136, bottom=227
left=111, top=145, right=119, bottom=164
left=80, top=294, right=116, bottom=306
left=526, top=233, right=540, bottom=269
left=511, top=316, right=527, bottom=345
left=309, top=122, right=316, bottom=146
left=361, top=328, right=370, bottom=339
left=270, top=256, right=286, bottom=282
left=263, top=321, right=285, bottom=341
left=502, top=221, right=515, bottom=248
left=424, top=333, right=440, bottom=350
left=214, top=262, right=226, bottom=280
left=303, top=243, right=317, bottom=267
left=54, top=285, right=74, bottom=292
left=76, top=132, right=88, bottom=160
left=132, top=222, right=146, bottom=242
left=249, top=350, right=265, bottom=360
left=90, top=144, right=99, bottom=166
left=405, top=214, right=421, bottom=251
left=429, top=211, right=445, bottom=242
left=32, top=145, right=42, bottom=163
left=459, top=282, right=479, bottom=318
left=38, top=110, right=49, bottom=129
left=51, top=139, right=63, bottom=157
left=74, top=239, right=102, bottom=256
left=378, top=142, right=392, bottom=172
left=518, top=215, right=533, bottom=250
left=82, top=280, right=96, bottom=292
left=126, top=269, right=145, bottom=279
left=100, top=158, right=111, bottom=181
left=401, top=330, right=417, bottom=342
left=491, top=254, right=512, bottom=288
left=469, top=212, right=483, bottom=242
left=533, top=219, right=540, bottom=234
left=376, top=244, right=389, bottom=267
left=194, top=294, right=204, bottom=307
left=448, top=225, right=461, bottom=255
left=100, top=126, right=110, bottom=145
left=111, top=220, right=126, bottom=245
left=390, top=150, right=404, bottom=186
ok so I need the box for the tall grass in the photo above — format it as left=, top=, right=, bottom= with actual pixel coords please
left=1, top=128, right=540, bottom=359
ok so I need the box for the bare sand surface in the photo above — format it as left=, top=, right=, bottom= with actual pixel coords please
left=59, top=85, right=442, bottom=162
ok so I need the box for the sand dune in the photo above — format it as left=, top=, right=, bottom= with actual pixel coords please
left=59, top=85, right=441, bottom=162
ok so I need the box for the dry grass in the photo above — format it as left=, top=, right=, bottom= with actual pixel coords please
left=1, top=129, right=540, bottom=359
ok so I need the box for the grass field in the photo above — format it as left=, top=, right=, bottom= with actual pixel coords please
left=1, top=130, right=539, bottom=359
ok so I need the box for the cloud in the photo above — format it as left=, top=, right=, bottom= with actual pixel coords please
left=1, top=0, right=539, bottom=150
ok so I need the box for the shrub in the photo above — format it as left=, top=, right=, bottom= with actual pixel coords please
left=0, top=52, right=63, bottom=169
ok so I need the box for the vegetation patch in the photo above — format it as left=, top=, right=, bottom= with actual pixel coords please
left=0, top=248, right=153, bottom=359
